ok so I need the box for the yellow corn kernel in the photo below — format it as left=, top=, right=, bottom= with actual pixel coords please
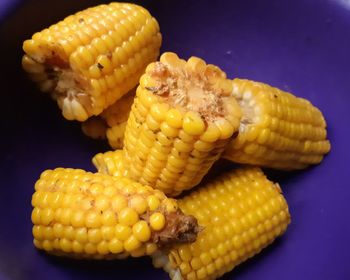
left=152, top=167, right=291, bottom=279
left=132, top=221, right=151, bottom=242
left=147, top=195, right=161, bottom=211
left=123, top=52, right=242, bottom=197
left=31, top=168, right=199, bottom=259
left=101, top=89, right=135, bottom=149
left=124, top=235, right=142, bottom=252
left=223, top=79, right=331, bottom=170
left=149, top=212, right=166, bottom=231
left=92, top=150, right=128, bottom=177
left=22, top=3, right=161, bottom=121
left=80, top=89, right=135, bottom=145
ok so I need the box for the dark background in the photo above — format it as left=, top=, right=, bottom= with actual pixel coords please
left=1, top=0, right=350, bottom=279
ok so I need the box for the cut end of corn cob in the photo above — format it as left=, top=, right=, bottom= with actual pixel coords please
left=31, top=168, right=199, bottom=259
left=22, top=3, right=161, bottom=121
left=152, top=167, right=291, bottom=280
left=223, top=78, right=331, bottom=170
left=81, top=116, right=107, bottom=140
left=123, top=52, right=242, bottom=196
left=143, top=52, right=240, bottom=124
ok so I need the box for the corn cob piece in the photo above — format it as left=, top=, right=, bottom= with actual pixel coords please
left=102, top=89, right=135, bottom=149
left=81, top=116, right=107, bottom=140
left=93, top=150, right=128, bottom=177
left=22, top=3, right=161, bottom=121
left=81, top=89, right=135, bottom=147
left=123, top=52, right=242, bottom=197
left=223, top=79, right=331, bottom=170
left=152, top=167, right=291, bottom=280
left=31, top=168, right=199, bottom=259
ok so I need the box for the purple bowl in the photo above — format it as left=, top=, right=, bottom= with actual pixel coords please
left=1, top=0, right=350, bottom=279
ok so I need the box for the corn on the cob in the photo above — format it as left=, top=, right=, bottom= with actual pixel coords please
left=81, top=89, right=135, bottom=147
left=93, top=150, right=128, bottom=177
left=81, top=116, right=107, bottom=140
left=223, top=79, right=331, bottom=170
left=123, top=52, right=242, bottom=197
left=102, top=89, right=135, bottom=149
left=152, top=167, right=291, bottom=280
left=22, top=3, right=161, bottom=121
left=31, top=168, right=199, bottom=259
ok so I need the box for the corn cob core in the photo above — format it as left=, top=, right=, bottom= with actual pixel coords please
left=22, top=3, right=161, bottom=121
left=223, top=79, right=331, bottom=170
left=123, top=52, right=242, bottom=197
left=152, top=167, right=291, bottom=280
left=93, top=150, right=128, bottom=177
left=31, top=168, right=199, bottom=259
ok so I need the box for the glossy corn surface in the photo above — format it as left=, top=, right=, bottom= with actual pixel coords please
left=22, top=3, right=161, bottom=121
left=223, top=79, right=330, bottom=170
left=31, top=168, right=198, bottom=259
left=93, top=150, right=128, bottom=177
left=123, top=52, right=242, bottom=197
left=152, top=167, right=290, bottom=280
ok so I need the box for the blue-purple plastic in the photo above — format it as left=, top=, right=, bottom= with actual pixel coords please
left=1, top=0, right=350, bottom=279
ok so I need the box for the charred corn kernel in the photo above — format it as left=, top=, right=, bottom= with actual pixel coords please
left=123, top=52, right=242, bottom=196
left=22, top=3, right=161, bottom=121
left=31, top=168, right=199, bottom=259
left=152, top=167, right=291, bottom=280
left=92, top=150, right=128, bottom=177
left=223, top=79, right=331, bottom=170
left=81, top=117, right=107, bottom=140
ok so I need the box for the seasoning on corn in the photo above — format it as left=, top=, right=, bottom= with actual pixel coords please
left=123, top=52, right=242, bottom=197
left=81, top=89, right=135, bottom=147
left=152, top=167, right=291, bottom=280
left=22, top=3, right=161, bottom=121
left=31, top=168, right=199, bottom=259
left=93, top=150, right=128, bottom=177
left=223, top=79, right=331, bottom=170
left=81, top=116, right=107, bottom=140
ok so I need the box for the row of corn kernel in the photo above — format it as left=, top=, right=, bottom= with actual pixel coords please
left=223, top=79, right=330, bottom=170
left=123, top=54, right=241, bottom=197
left=85, top=79, right=330, bottom=171
left=31, top=168, right=198, bottom=259
left=81, top=90, right=135, bottom=148
left=152, top=167, right=290, bottom=280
